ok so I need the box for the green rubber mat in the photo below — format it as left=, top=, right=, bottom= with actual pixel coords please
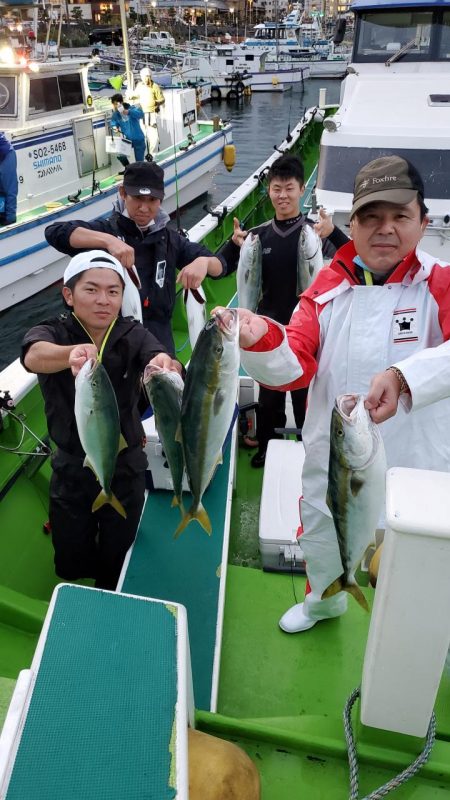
left=122, top=445, right=233, bottom=712
left=4, top=585, right=180, bottom=800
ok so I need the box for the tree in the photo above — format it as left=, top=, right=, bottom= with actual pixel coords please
left=70, top=6, right=87, bottom=33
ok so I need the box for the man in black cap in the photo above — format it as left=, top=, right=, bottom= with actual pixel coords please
left=45, top=161, right=225, bottom=353
left=217, top=154, right=450, bottom=633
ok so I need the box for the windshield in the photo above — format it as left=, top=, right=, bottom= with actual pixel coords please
left=353, top=9, right=450, bottom=62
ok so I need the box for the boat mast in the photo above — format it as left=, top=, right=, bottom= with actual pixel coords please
left=118, top=0, right=133, bottom=93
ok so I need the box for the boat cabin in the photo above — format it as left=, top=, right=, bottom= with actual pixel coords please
left=352, top=0, right=450, bottom=63
left=0, top=57, right=113, bottom=213
left=316, top=0, right=450, bottom=261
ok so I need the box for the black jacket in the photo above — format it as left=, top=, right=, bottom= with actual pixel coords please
left=45, top=208, right=226, bottom=330
left=21, top=314, right=165, bottom=463
left=220, top=216, right=349, bottom=325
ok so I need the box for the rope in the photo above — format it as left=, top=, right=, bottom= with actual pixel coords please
left=344, top=687, right=436, bottom=800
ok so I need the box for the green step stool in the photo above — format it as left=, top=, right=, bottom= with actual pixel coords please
left=0, top=584, right=193, bottom=800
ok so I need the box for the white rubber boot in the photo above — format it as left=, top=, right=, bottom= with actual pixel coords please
left=279, top=591, right=348, bottom=633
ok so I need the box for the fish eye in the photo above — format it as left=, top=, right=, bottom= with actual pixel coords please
left=215, top=344, right=223, bottom=355
left=337, top=428, right=344, bottom=437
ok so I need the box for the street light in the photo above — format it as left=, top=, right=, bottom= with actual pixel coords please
left=230, top=6, right=235, bottom=40
left=204, top=0, right=208, bottom=39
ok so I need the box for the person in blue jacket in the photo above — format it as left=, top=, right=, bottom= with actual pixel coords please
left=0, top=132, right=18, bottom=226
left=110, top=94, right=146, bottom=169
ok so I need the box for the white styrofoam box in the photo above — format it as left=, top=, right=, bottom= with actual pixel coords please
left=238, top=375, right=257, bottom=439
left=361, top=467, right=450, bottom=737
left=143, top=414, right=189, bottom=492
left=259, top=439, right=306, bottom=573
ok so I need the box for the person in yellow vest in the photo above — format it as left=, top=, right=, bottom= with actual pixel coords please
left=132, top=67, right=165, bottom=156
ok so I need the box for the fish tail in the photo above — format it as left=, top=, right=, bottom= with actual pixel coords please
left=345, top=583, right=369, bottom=612
left=171, top=495, right=186, bottom=519
left=92, top=489, right=127, bottom=519
left=322, top=575, right=369, bottom=612
left=174, top=502, right=212, bottom=538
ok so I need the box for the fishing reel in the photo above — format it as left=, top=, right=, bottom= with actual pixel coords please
left=202, top=204, right=228, bottom=223
left=68, top=189, right=82, bottom=204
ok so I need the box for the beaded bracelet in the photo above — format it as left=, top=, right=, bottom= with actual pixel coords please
left=387, top=366, right=410, bottom=394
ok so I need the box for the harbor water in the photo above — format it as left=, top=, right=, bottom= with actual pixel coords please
left=0, top=79, right=341, bottom=371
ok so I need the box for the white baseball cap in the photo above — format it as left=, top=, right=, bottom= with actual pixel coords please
left=140, top=67, right=151, bottom=79
left=63, top=250, right=126, bottom=285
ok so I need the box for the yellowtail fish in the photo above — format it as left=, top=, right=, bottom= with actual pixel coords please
left=175, top=309, right=240, bottom=537
left=323, top=394, right=386, bottom=610
left=237, top=232, right=262, bottom=313
left=75, top=358, right=127, bottom=518
left=143, top=364, right=185, bottom=516
left=297, top=223, right=323, bottom=294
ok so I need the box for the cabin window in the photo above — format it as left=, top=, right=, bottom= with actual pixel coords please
left=29, top=73, right=84, bottom=115
left=245, top=55, right=255, bottom=61
left=0, top=76, right=17, bottom=116
left=354, top=11, right=433, bottom=62
left=437, top=11, right=450, bottom=59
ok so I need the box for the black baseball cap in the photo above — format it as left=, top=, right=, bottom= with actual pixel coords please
left=351, top=156, right=424, bottom=219
left=123, top=161, right=165, bottom=200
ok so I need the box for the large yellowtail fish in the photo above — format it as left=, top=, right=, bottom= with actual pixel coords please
left=323, top=394, right=386, bottom=610
left=237, top=231, right=262, bottom=313
left=143, top=364, right=185, bottom=516
left=297, top=223, right=323, bottom=294
left=75, top=358, right=127, bottom=518
left=175, top=309, right=240, bottom=537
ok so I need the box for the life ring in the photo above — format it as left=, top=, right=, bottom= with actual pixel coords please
left=236, top=80, right=245, bottom=95
left=211, top=86, right=222, bottom=101
left=227, top=88, right=238, bottom=100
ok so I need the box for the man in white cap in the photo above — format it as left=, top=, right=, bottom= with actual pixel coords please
left=131, top=67, right=165, bottom=155
left=21, top=250, right=182, bottom=591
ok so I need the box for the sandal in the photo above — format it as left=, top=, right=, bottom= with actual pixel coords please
left=242, top=435, right=259, bottom=449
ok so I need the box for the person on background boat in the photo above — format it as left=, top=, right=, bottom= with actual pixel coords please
left=21, top=251, right=182, bottom=590
left=220, top=154, right=340, bottom=468
left=130, top=67, right=165, bottom=157
left=222, top=155, right=450, bottom=632
left=45, top=161, right=225, bottom=354
left=0, top=132, right=18, bottom=226
left=110, top=93, right=146, bottom=170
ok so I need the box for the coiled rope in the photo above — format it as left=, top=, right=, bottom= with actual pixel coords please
left=344, top=686, right=436, bottom=800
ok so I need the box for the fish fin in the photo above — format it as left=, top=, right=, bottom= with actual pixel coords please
left=92, top=490, right=127, bottom=519
left=213, top=388, right=226, bottom=415
left=118, top=434, right=128, bottom=453
left=326, top=489, right=332, bottom=512
left=83, top=456, right=98, bottom=477
left=171, top=494, right=178, bottom=507
left=321, top=576, right=344, bottom=600
left=173, top=502, right=212, bottom=538
left=350, top=474, right=364, bottom=497
left=322, top=575, right=369, bottom=612
left=174, top=423, right=182, bottom=444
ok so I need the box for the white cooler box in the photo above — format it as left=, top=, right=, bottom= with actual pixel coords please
left=143, top=414, right=190, bottom=492
left=259, top=439, right=306, bottom=573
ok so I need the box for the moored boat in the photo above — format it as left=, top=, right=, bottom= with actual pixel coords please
left=0, top=57, right=232, bottom=312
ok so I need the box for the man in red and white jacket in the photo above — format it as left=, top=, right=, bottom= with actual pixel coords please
left=229, top=155, right=450, bottom=633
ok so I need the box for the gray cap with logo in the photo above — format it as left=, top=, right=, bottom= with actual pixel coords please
left=350, top=155, right=425, bottom=219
